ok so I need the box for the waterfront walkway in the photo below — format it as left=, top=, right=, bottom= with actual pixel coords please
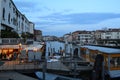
left=0, top=60, right=70, bottom=71
left=0, top=60, right=93, bottom=80
left=0, top=71, right=38, bottom=80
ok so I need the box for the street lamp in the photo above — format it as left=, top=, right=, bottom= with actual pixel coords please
left=18, top=43, right=22, bottom=63
left=18, top=43, right=22, bottom=53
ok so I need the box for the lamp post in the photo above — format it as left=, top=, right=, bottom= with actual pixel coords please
left=18, top=43, right=22, bottom=52
left=18, top=43, right=22, bottom=63
left=18, top=43, right=22, bottom=59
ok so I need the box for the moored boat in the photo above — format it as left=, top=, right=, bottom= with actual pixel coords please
left=80, top=46, right=120, bottom=79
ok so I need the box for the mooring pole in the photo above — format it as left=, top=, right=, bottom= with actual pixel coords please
left=43, top=58, right=47, bottom=80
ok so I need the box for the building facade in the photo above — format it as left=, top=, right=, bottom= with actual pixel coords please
left=101, top=29, right=120, bottom=39
left=0, top=0, right=34, bottom=41
left=0, top=0, right=34, bottom=60
left=77, top=31, right=94, bottom=45
left=100, top=28, right=120, bottom=46
left=65, top=28, right=120, bottom=46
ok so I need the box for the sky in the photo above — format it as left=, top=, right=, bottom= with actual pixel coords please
left=13, top=0, right=120, bottom=37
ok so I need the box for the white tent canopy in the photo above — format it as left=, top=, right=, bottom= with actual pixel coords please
left=25, top=44, right=43, bottom=51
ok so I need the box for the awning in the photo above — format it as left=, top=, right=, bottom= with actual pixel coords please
left=25, top=44, right=43, bottom=50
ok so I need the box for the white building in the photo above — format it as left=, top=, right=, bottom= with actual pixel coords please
left=94, top=28, right=120, bottom=46
left=101, top=29, right=120, bottom=39
left=0, top=0, right=34, bottom=38
left=77, top=31, right=94, bottom=45
left=63, top=33, right=73, bottom=43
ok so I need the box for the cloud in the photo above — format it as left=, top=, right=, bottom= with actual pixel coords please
left=13, top=0, right=120, bottom=36
left=14, top=1, right=37, bottom=11
left=66, top=13, right=120, bottom=24
left=35, top=13, right=120, bottom=37
left=13, top=0, right=51, bottom=14
left=37, top=13, right=120, bottom=26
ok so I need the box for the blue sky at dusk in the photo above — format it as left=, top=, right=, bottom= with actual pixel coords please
left=13, top=0, right=120, bottom=37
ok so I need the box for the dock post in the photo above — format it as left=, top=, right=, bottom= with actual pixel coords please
left=43, top=58, right=47, bottom=80
left=73, top=60, right=77, bottom=78
left=92, top=54, right=104, bottom=80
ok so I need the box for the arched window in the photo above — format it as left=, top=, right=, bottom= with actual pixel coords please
left=2, top=8, right=5, bottom=20
left=8, top=13, right=10, bottom=24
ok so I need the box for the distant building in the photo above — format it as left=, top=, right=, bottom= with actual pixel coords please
left=70, top=28, right=120, bottom=46
left=63, top=33, right=73, bottom=43
left=100, top=28, right=120, bottom=46
left=34, top=29, right=42, bottom=41
left=94, top=30, right=104, bottom=44
left=72, top=31, right=80, bottom=43
left=43, top=36, right=58, bottom=41
left=77, top=31, right=94, bottom=45
left=101, top=28, right=120, bottom=39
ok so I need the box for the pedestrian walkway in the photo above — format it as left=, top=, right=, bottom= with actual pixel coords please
left=47, top=61, right=70, bottom=71
left=0, top=71, right=38, bottom=80
left=0, top=60, right=70, bottom=71
left=0, top=60, right=41, bottom=70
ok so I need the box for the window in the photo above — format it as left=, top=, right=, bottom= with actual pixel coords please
left=4, top=0, right=6, bottom=2
left=9, top=2, right=11, bottom=8
left=13, top=7, right=16, bottom=13
left=106, top=36, right=111, bottom=39
left=2, top=8, right=5, bottom=20
left=106, top=32, right=111, bottom=35
left=110, top=57, right=120, bottom=67
left=89, top=52, right=97, bottom=61
left=78, top=36, right=80, bottom=40
left=8, top=13, right=10, bottom=24
left=117, top=36, right=119, bottom=39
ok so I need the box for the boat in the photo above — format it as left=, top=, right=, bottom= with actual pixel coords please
left=80, top=45, right=120, bottom=79
left=35, top=71, right=81, bottom=80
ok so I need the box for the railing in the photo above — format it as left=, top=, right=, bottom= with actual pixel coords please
left=1, top=38, right=26, bottom=45
left=0, top=60, right=70, bottom=71
left=0, top=60, right=41, bottom=71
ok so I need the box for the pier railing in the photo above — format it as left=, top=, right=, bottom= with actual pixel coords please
left=0, top=60, right=42, bottom=71
left=0, top=60, right=70, bottom=72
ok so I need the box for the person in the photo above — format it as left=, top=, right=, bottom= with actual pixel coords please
left=3, top=53, right=6, bottom=59
left=0, top=53, right=2, bottom=60
left=13, top=52, right=18, bottom=60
